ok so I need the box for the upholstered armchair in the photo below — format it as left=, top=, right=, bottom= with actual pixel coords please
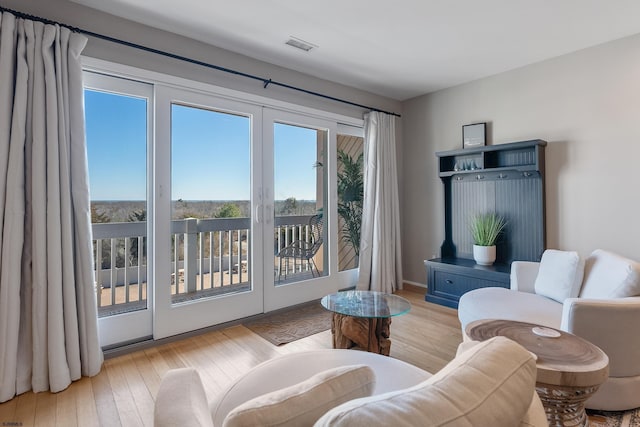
left=154, top=339, right=547, bottom=427
left=459, top=249, right=640, bottom=410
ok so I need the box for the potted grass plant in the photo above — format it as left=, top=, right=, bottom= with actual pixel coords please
left=469, top=212, right=506, bottom=265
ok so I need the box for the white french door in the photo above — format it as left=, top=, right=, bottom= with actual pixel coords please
left=84, top=71, right=154, bottom=347
left=262, top=109, right=342, bottom=311
left=85, top=60, right=361, bottom=345
left=153, top=86, right=264, bottom=339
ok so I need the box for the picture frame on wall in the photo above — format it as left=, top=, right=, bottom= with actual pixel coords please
left=462, top=122, right=486, bottom=149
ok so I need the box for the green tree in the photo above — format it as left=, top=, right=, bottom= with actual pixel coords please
left=337, top=150, right=364, bottom=256
left=216, top=202, right=242, bottom=218
left=282, top=197, right=298, bottom=215
left=91, top=205, right=110, bottom=223
left=128, top=209, right=147, bottom=267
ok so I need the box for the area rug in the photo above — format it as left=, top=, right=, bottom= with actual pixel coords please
left=243, top=301, right=332, bottom=345
left=587, top=408, right=640, bottom=427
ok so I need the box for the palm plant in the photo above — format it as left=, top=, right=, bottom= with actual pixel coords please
left=337, top=149, right=364, bottom=257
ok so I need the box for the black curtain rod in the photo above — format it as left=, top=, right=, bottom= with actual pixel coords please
left=0, top=5, right=401, bottom=118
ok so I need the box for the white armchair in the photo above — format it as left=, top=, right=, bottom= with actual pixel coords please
left=459, top=249, right=640, bottom=411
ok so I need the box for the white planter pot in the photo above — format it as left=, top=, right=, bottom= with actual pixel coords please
left=473, top=245, right=496, bottom=266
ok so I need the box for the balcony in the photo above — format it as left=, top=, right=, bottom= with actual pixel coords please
left=92, top=215, right=319, bottom=317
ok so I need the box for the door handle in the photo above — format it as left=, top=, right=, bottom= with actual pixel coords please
left=255, top=204, right=262, bottom=223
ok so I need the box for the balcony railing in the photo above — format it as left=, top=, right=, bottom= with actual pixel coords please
left=92, top=214, right=315, bottom=316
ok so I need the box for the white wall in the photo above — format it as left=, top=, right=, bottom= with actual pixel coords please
left=402, top=33, right=640, bottom=285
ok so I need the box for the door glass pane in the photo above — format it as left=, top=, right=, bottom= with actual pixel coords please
left=85, top=89, right=148, bottom=317
left=170, top=104, right=251, bottom=303
left=274, top=123, right=327, bottom=285
left=337, top=134, right=364, bottom=271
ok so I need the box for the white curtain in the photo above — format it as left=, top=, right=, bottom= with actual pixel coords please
left=0, top=12, right=103, bottom=402
left=356, top=111, right=403, bottom=293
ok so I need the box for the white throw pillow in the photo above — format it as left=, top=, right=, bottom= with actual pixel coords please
left=579, top=249, right=640, bottom=298
left=534, top=249, right=585, bottom=303
left=223, top=364, right=375, bottom=427
left=314, top=336, right=536, bottom=427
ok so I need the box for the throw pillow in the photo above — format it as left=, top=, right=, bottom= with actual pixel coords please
left=579, top=249, right=640, bottom=298
left=534, top=249, right=585, bottom=303
left=314, top=336, right=536, bottom=427
left=223, top=364, right=375, bottom=427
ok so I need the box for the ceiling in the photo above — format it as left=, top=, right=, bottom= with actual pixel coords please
left=72, top=0, right=640, bottom=101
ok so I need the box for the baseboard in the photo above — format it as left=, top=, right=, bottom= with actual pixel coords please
left=403, top=280, right=427, bottom=294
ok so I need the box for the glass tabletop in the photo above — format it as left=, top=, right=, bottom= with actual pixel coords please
left=321, top=290, right=411, bottom=319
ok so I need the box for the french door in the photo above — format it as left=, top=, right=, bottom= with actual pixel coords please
left=84, top=71, right=154, bottom=347
left=262, top=109, right=341, bottom=312
left=153, top=86, right=264, bottom=339
left=86, top=67, right=357, bottom=345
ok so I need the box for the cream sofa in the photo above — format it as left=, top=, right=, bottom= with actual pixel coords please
left=154, top=337, right=547, bottom=427
left=458, top=249, right=640, bottom=411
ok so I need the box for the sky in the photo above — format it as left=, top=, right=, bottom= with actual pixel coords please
left=85, top=89, right=319, bottom=202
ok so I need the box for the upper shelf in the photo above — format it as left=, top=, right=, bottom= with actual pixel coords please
left=436, top=139, right=547, bottom=178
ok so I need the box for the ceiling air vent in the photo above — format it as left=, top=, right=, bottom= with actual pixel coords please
left=285, top=36, right=317, bottom=52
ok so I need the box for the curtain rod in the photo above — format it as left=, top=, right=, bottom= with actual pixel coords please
left=0, top=6, right=401, bottom=118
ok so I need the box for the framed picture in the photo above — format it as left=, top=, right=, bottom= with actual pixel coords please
left=462, top=122, right=486, bottom=149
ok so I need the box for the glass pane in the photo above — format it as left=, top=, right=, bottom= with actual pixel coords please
left=170, top=104, right=251, bottom=303
left=274, top=123, right=327, bottom=285
left=337, top=134, right=364, bottom=271
left=85, top=89, right=148, bottom=317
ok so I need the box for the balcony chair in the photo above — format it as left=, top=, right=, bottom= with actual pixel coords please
left=276, top=214, right=323, bottom=282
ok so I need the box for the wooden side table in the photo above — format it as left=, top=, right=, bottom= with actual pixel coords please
left=466, top=319, right=609, bottom=427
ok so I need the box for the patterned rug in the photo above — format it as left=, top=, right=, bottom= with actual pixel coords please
left=243, top=301, right=332, bottom=345
left=587, top=408, right=640, bottom=426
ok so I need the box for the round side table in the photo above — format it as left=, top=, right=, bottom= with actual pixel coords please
left=466, top=319, right=609, bottom=427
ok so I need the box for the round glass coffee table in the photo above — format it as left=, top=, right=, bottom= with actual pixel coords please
left=321, top=290, right=411, bottom=356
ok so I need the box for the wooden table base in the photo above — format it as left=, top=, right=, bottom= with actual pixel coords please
left=331, top=313, right=391, bottom=355
left=536, top=383, right=601, bottom=427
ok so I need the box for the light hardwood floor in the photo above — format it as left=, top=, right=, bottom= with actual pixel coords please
left=0, top=289, right=462, bottom=427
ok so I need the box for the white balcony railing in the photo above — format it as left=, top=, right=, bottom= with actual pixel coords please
left=92, top=215, right=315, bottom=317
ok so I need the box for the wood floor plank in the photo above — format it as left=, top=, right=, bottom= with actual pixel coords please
left=119, top=354, right=156, bottom=427
left=105, top=357, right=144, bottom=427
left=141, top=347, right=173, bottom=384
left=2, top=288, right=462, bottom=426
left=74, top=377, right=99, bottom=427
left=91, top=361, right=122, bottom=427
left=33, top=391, right=57, bottom=427
left=55, top=385, right=77, bottom=427
left=170, top=331, right=235, bottom=397
left=0, top=393, right=17, bottom=425
left=12, top=390, right=36, bottom=427
left=130, top=351, right=162, bottom=404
